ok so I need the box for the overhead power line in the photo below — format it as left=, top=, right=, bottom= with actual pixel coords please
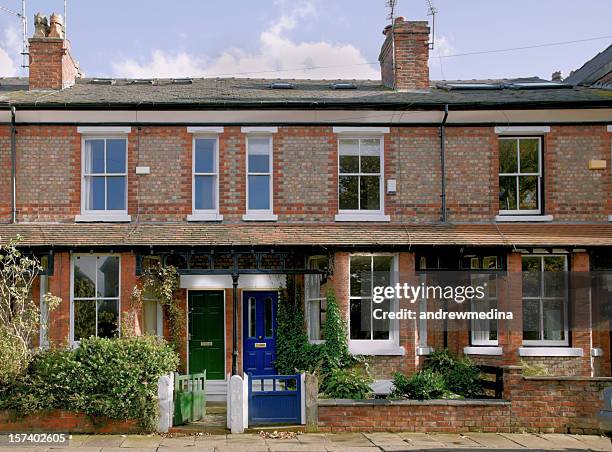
left=196, top=34, right=612, bottom=78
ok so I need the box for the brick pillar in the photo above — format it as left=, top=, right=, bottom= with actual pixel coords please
left=47, top=252, right=70, bottom=346
left=571, top=252, right=593, bottom=376
left=330, top=252, right=349, bottom=320
left=120, top=252, right=141, bottom=336
left=398, top=252, right=418, bottom=373
left=501, top=252, right=523, bottom=366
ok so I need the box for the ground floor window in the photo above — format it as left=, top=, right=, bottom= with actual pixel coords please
left=72, top=255, right=120, bottom=342
left=305, top=256, right=328, bottom=342
left=522, top=255, right=568, bottom=346
left=468, top=256, right=500, bottom=346
left=39, top=275, right=49, bottom=348
left=143, top=296, right=163, bottom=337
left=349, top=254, right=394, bottom=341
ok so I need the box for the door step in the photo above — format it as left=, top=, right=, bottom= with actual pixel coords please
left=245, top=425, right=305, bottom=434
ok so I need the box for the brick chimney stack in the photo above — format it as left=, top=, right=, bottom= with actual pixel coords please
left=379, top=17, right=430, bottom=91
left=28, top=13, right=80, bottom=90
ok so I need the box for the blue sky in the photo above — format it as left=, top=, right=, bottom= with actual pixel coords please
left=0, top=0, right=611, bottom=81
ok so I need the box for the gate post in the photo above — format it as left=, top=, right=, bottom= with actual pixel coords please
left=229, top=374, right=246, bottom=433
left=157, top=372, right=174, bottom=433
left=305, top=372, right=319, bottom=432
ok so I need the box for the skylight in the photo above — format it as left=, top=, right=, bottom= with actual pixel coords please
left=437, top=82, right=502, bottom=90
left=268, top=82, right=295, bottom=89
left=91, top=78, right=115, bottom=85
left=330, top=82, right=357, bottom=90
left=131, top=79, right=154, bottom=85
left=172, top=78, right=193, bottom=85
left=505, top=82, right=571, bottom=90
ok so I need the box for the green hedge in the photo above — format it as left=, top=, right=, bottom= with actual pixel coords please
left=0, top=336, right=178, bottom=432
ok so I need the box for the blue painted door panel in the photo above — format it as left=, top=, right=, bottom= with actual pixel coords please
left=243, top=291, right=277, bottom=376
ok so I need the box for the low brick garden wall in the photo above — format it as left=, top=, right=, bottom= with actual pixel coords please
left=318, top=399, right=511, bottom=433
left=317, top=367, right=612, bottom=434
left=0, top=410, right=141, bottom=434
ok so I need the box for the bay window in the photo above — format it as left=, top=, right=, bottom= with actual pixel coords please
left=522, top=255, right=568, bottom=346
left=349, top=254, right=396, bottom=348
left=72, top=255, right=120, bottom=343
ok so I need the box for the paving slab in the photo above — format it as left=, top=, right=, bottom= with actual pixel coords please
left=325, top=447, right=381, bottom=452
left=81, top=435, right=126, bottom=448
left=362, top=432, right=409, bottom=451
left=119, top=434, right=161, bottom=448
left=158, top=435, right=196, bottom=447
left=326, top=433, right=374, bottom=447
left=465, top=432, right=526, bottom=449
left=500, top=433, right=560, bottom=449
left=99, top=448, right=158, bottom=452
left=427, top=433, right=483, bottom=448
left=397, top=432, right=447, bottom=449
left=536, top=433, right=594, bottom=450
left=46, top=447, right=102, bottom=452
left=297, top=433, right=332, bottom=445
left=569, top=434, right=612, bottom=452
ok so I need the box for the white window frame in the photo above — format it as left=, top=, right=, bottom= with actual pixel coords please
left=143, top=295, right=164, bottom=338
left=498, top=136, right=543, bottom=216
left=522, top=254, right=569, bottom=347
left=243, top=133, right=277, bottom=221
left=348, top=253, right=403, bottom=355
left=336, top=135, right=387, bottom=221
left=39, top=275, right=49, bottom=349
left=470, top=273, right=499, bottom=346
left=70, top=253, right=121, bottom=345
left=76, top=132, right=131, bottom=222
left=188, top=134, right=223, bottom=221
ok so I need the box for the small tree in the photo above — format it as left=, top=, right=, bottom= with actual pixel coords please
left=0, top=236, right=61, bottom=382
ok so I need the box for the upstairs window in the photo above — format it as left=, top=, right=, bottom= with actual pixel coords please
left=339, top=138, right=383, bottom=212
left=193, top=137, right=219, bottom=213
left=82, top=138, right=127, bottom=214
left=499, top=137, right=542, bottom=215
left=246, top=136, right=273, bottom=213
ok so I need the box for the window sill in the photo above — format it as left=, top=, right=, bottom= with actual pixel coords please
left=348, top=341, right=405, bottom=356
left=608, top=215, right=612, bottom=222
left=417, top=346, right=434, bottom=356
left=495, top=215, right=553, bottom=222
left=187, top=213, right=224, bottom=222
left=242, top=213, right=278, bottom=222
left=518, top=347, right=583, bottom=357
left=309, top=339, right=326, bottom=345
left=592, top=347, right=604, bottom=357
left=335, top=213, right=391, bottom=222
left=464, top=346, right=502, bottom=356
left=75, top=214, right=131, bottom=223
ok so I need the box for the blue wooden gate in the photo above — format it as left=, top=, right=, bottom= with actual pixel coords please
left=248, top=374, right=301, bottom=425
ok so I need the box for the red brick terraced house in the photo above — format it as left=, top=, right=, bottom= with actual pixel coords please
left=1, top=15, right=611, bottom=401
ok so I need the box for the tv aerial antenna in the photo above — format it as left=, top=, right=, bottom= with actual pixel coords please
left=426, top=0, right=437, bottom=50
left=0, top=0, right=28, bottom=68
left=385, top=0, right=398, bottom=88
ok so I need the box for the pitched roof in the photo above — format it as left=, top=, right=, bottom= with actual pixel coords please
left=2, top=223, right=612, bottom=248
left=0, top=77, right=610, bottom=109
left=564, top=44, right=612, bottom=88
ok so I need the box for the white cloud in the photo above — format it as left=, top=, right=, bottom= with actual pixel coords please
left=111, top=1, right=379, bottom=80
left=432, top=35, right=456, bottom=58
left=0, top=26, right=20, bottom=77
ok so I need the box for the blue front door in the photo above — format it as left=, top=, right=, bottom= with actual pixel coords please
left=243, top=291, right=278, bottom=376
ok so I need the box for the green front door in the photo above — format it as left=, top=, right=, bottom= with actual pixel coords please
left=188, top=291, right=225, bottom=380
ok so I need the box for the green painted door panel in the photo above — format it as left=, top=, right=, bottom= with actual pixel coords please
left=188, top=291, right=225, bottom=380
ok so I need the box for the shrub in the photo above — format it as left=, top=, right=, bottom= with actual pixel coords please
left=444, top=358, right=483, bottom=398
left=0, top=336, right=179, bottom=432
left=391, top=369, right=446, bottom=400
left=320, top=368, right=372, bottom=399
left=520, top=359, right=552, bottom=377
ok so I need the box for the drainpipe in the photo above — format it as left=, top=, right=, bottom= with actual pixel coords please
left=10, top=105, right=17, bottom=223
left=440, top=104, right=449, bottom=223
left=231, top=273, right=239, bottom=376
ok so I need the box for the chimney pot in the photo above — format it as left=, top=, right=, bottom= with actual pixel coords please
left=28, top=12, right=80, bottom=90
left=551, top=70, right=563, bottom=82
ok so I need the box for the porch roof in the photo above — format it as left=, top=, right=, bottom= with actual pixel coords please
left=1, top=223, right=612, bottom=248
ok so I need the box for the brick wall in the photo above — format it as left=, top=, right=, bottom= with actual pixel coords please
left=15, top=126, right=80, bottom=222
left=317, top=367, right=611, bottom=433
left=0, top=410, right=140, bottom=434
left=318, top=399, right=511, bottom=433
left=28, top=38, right=79, bottom=90
left=3, top=124, right=611, bottom=223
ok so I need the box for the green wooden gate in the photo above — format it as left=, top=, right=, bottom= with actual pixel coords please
left=173, top=371, right=207, bottom=425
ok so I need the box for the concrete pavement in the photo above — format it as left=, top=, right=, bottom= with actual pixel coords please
left=1, top=432, right=612, bottom=451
